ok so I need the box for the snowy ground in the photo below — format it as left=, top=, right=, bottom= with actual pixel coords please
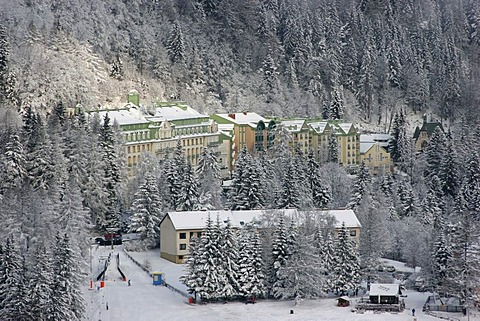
left=84, top=246, right=480, bottom=321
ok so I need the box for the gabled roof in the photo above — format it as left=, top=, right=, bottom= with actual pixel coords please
left=413, top=122, right=444, bottom=139
left=360, top=142, right=376, bottom=154
left=162, top=209, right=298, bottom=230
left=369, top=284, right=401, bottom=296
left=308, top=121, right=330, bottom=134
left=280, top=119, right=308, bottom=133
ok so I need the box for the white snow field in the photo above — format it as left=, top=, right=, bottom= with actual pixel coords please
left=84, top=246, right=480, bottom=321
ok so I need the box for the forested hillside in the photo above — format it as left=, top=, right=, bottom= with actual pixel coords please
left=1, top=0, right=479, bottom=126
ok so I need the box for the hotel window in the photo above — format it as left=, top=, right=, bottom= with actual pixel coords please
left=190, top=232, right=194, bottom=238
left=179, top=233, right=186, bottom=239
left=350, top=230, right=357, bottom=237
left=179, top=244, right=186, bottom=250
left=127, top=146, right=131, bottom=153
left=197, top=232, right=202, bottom=237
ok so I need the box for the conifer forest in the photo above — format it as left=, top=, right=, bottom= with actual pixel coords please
left=0, top=0, right=480, bottom=319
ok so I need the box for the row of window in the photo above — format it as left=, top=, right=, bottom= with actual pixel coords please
left=124, top=131, right=149, bottom=142
left=127, top=144, right=151, bottom=154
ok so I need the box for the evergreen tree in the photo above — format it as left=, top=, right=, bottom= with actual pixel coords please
left=432, top=228, right=452, bottom=292
left=424, top=127, right=446, bottom=182
left=329, top=87, right=344, bottom=120
left=196, top=147, right=222, bottom=210
left=49, top=234, right=84, bottom=321
left=307, top=149, right=331, bottom=208
left=165, top=139, right=186, bottom=210
left=166, top=20, right=186, bottom=63
left=237, top=226, right=266, bottom=299
left=440, top=139, right=459, bottom=198
left=0, top=23, right=9, bottom=102
left=261, top=52, right=279, bottom=103
left=347, top=161, right=371, bottom=210
left=99, top=113, right=121, bottom=228
left=129, top=174, right=163, bottom=248
left=0, top=238, right=28, bottom=321
left=270, top=215, right=290, bottom=297
left=218, top=220, right=239, bottom=300
left=333, top=222, right=360, bottom=295
left=322, top=232, right=336, bottom=292
left=277, top=158, right=300, bottom=209
left=177, top=163, right=199, bottom=211
left=28, top=245, right=53, bottom=321
left=109, top=54, right=124, bottom=80
left=2, top=128, right=27, bottom=191
left=327, top=130, right=339, bottom=163
left=390, top=109, right=406, bottom=163
left=181, top=235, right=203, bottom=300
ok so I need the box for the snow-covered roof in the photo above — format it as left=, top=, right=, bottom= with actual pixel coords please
left=360, top=133, right=390, bottom=142
left=327, top=209, right=362, bottom=229
left=150, top=104, right=208, bottom=121
left=280, top=119, right=306, bottom=132
left=163, top=209, right=299, bottom=230
left=218, top=124, right=235, bottom=132
left=337, top=123, right=355, bottom=134
left=369, top=284, right=400, bottom=296
left=308, top=121, right=329, bottom=133
left=95, top=106, right=149, bottom=125
left=215, top=112, right=271, bottom=125
left=360, top=142, right=376, bottom=154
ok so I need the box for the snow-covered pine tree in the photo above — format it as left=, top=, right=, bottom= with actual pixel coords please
left=164, top=139, right=186, bottom=210
left=420, top=175, right=445, bottom=226
left=237, top=226, right=266, bottom=299
left=432, top=227, right=452, bottom=292
left=0, top=23, right=9, bottom=102
left=2, top=127, right=27, bottom=192
left=329, top=86, right=344, bottom=120
left=218, top=220, right=239, bottom=300
left=166, top=20, right=186, bottom=63
left=129, top=174, right=163, bottom=248
left=196, top=147, right=222, bottom=210
left=99, top=113, right=121, bottom=228
left=439, top=139, right=459, bottom=198
left=0, top=238, right=28, bottom=320
left=229, top=145, right=263, bottom=210
left=307, top=149, right=331, bottom=208
left=277, top=158, right=300, bottom=209
left=28, top=245, right=53, bottom=321
left=327, top=129, right=339, bottom=163
left=196, top=215, right=221, bottom=301
left=347, top=161, right=371, bottom=210
left=333, top=222, right=360, bottom=295
left=270, top=215, right=290, bottom=297
left=177, top=163, right=199, bottom=211
left=424, top=126, right=446, bottom=183
left=181, top=235, right=203, bottom=300
left=49, top=234, right=84, bottom=321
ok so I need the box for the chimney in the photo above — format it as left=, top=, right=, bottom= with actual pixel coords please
left=228, top=113, right=236, bottom=119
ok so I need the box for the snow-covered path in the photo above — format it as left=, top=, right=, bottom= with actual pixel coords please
left=84, top=247, right=480, bottom=321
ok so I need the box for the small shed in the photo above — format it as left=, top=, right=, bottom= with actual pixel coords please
left=369, top=284, right=401, bottom=304
left=152, top=272, right=164, bottom=286
left=336, top=296, right=351, bottom=307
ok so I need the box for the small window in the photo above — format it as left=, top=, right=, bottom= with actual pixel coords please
left=350, top=230, right=357, bottom=237
left=190, top=232, right=194, bottom=239
left=179, top=233, right=186, bottom=239
left=197, top=232, right=202, bottom=238
left=178, top=255, right=184, bottom=260
left=179, top=244, right=186, bottom=250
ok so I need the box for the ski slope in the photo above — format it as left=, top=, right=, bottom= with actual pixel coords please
left=84, top=246, right=480, bottom=321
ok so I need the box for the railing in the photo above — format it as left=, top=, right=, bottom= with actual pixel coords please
left=122, top=249, right=189, bottom=298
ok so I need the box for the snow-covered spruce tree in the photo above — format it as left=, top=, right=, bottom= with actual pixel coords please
left=237, top=226, right=266, bottom=299
left=129, top=174, right=163, bottom=248
left=395, top=177, right=418, bottom=218
left=333, top=222, right=360, bottom=295
left=0, top=23, right=9, bottom=102
left=218, top=220, right=239, bottom=300
left=307, top=149, right=331, bottom=208
left=99, top=113, right=121, bottom=228
left=420, top=175, right=445, bottom=227
left=166, top=20, right=186, bottom=63
left=181, top=235, right=203, bottom=301
left=347, top=161, right=371, bottom=210
left=164, top=139, right=186, bottom=210
left=109, top=54, right=124, bottom=80
left=320, top=230, right=337, bottom=293
left=439, top=139, right=459, bottom=198
left=424, top=126, right=446, bottom=183
left=261, top=51, right=279, bottom=103
left=269, top=215, right=290, bottom=297
left=277, top=158, right=300, bottom=209
left=49, top=234, right=84, bottom=321
left=2, top=127, right=28, bottom=192
left=432, top=227, right=452, bottom=293
left=28, top=245, right=53, bottom=321
left=229, top=145, right=263, bottom=210
left=196, top=215, right=222, bottom=301
left=257, top=151, right=277, bottom=209
left=327, top=129, right=339, bottom=164
left=0, top=238, right=28, bottom=320
left=196, top=147, right=222, bottom=210
left=390, top=109, right=406, bottom=164
left=177, top=163, right=199, bottom=211
left=329, top=86, right=344, bottom=120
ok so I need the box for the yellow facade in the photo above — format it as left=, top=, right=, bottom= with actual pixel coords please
left=360, top=143, right=392, bottom=175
